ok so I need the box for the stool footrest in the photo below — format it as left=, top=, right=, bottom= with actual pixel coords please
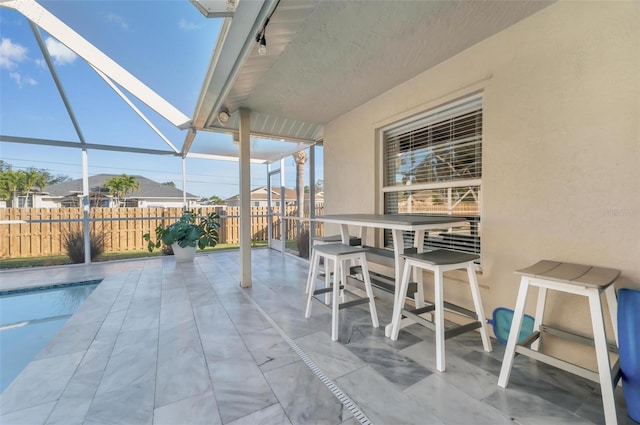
left=313, top=285, right=343, bottom=295
left=412, top=305, right=436, bottom=315
left=540, top=325, right=618, bottom=353
left=515, top=346, right=606, bottom=384
left=339, top=297, right=371, bottom=310
left=402, top=307, right=482, bottom=341
left=444, top=321, right=482, bottom=339
left=402, top=309, right=435, bottom=331
left=519, top=330, right=541, bottom=348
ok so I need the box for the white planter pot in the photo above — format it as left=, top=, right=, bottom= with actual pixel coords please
left=172, top=243, right=196, bottom=263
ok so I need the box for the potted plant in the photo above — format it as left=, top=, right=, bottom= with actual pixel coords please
left=143, top=210, right=220, bottom=262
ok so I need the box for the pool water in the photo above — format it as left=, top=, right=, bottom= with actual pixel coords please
left=0, top=281, right=100, bottom=392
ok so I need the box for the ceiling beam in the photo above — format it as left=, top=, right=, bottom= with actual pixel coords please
left=1, top=0, right=191, bottom=130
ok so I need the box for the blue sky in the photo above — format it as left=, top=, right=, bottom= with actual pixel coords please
left=0, top=1, right=319, bottom=199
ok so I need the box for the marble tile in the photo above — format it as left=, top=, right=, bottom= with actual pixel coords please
left=574, top=386, right=635, bottom=425
left=336, top=366, right=445, bottom=425
left=483, top=387, right=593, bottom=424
left=35, top=321, right=101, bottom=359
left=226, top=403, right=292, bottom=425
left=463, top=350, right=593, bottom=412
left=159, top=299, right=195, bottom=327
left=155, top=320, right=212, bottom=408
left=208, top=358, right=278, bottom=424
left=44, top=371, right=102, bottom=425
left=0, top=401, right=56, bottom=425
left=264, top=361, right=346, bottom=425
left=294, top=331, right=365, bottom=380
left=96, top=329, right=158, bottom=396
left=404, top=373, right=513, bottom=424
left=344, top=335, right=432, bottom=389
left=85, top=380, right=155, bottom=425
left=240, top=326, right=301, bottom=372
left=401, top=340, right=499, bottom=400
left=0, top=352, right=84, bottom=414
left=153, top=390, right=222, bottom=425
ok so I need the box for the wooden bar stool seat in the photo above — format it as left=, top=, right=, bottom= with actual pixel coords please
left=497, top=260, right=620, bottom=425
left=390, top=249, right=492, bottom=372
left=305, top=243, right=378, bottom=341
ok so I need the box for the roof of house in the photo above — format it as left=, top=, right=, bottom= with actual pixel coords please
left=45, top=174, right=199, bottom=199
left=225, top=186, right=297, bottom=202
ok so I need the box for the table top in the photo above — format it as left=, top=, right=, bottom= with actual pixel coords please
left=317, top=214, right=467, bottom=230
left=515, top=260, right=620, bottom=288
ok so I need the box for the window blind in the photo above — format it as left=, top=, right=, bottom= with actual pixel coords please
left=381, top=95, right=483, bottom=258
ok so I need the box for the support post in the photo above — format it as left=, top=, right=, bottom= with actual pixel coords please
left=182, top=157, right=187, bottom=209
left=82, top=147, right=91, bottom=264
left=239, top=108, right=252, bottom=287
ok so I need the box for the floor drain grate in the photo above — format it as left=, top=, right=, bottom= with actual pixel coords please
left=238, top=289, right=374, bottom=425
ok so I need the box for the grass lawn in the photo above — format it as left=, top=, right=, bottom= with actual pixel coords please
left=0, top=241, right=269, bottom=270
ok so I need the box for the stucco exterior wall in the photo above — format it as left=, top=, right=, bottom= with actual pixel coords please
left=323, top=1, right=639, bottom=367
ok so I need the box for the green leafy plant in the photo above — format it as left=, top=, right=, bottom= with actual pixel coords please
left=143, top=210, right=220, bottom=253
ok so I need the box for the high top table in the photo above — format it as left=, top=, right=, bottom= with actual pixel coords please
left=497, top=260, right=620, bottom=424
left=316, top=214, right=468, bottom=337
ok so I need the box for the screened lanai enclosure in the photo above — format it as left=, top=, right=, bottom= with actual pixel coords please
left=0, top=0, right=325, bottom=284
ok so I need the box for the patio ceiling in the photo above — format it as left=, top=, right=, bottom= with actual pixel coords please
left=187, top=0, right=554, bottom=156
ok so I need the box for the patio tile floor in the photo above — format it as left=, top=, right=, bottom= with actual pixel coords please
left=0, top=248, right=634, bottom=425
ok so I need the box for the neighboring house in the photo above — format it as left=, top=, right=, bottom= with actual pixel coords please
left=225, top=186, right=297, bottom=207
left=38, top=174, right=200, bottom=208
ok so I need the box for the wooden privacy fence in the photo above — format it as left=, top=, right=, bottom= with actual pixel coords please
left=0, top=206, right=325, bottom=259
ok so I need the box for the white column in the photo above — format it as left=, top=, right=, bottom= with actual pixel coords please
left=81, top=147, right=91, bottom=264
left=239, top=108, right=252, bottom=287
left=182, top=157, right=187, bottom=209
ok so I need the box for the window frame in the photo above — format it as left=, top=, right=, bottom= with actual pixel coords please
left=378, top=94, right=483, bottom=260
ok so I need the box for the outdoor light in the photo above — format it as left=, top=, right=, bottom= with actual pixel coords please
left=218, top=109, right=230, bottom=124
left=257, top=34, right=267, bottom=56
left=256, top=17, right=269, bottom=56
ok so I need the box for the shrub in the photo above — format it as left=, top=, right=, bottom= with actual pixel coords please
left=62, top=228, right=106, bottom=263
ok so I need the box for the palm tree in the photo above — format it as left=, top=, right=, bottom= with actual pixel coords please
left=3, top=169, right=26, bottom=206
left=23, top=168, right=47, bottom=207
left=104, top=174, right=140, bottom=207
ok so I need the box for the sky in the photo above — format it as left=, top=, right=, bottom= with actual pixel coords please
left=0, top=0, right=321, bottom=199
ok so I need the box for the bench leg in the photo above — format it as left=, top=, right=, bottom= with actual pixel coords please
left=434, top=267, right=446, bottom=372
left=305, top=251, right=322, bottom=318
left=331, top=258, right=341, bottom=341
left=588, top=290, right=618, bottom=425
left=532, top=285, right=547, bottom=351
left=498, top=277, right=531, bottom=388
left=360, top=255, right=379, bottom=329
left=467, top=263, right=492, bottom=353
left=305, top=248, right=317, bottom=294
left=390, top=260, right=413, bottom=341
left=605, top=285, right=618, bottom=345
left=324, top=258, right=332, bottom=305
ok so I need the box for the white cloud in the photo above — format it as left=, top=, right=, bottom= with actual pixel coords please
left=106, top=13, right=129, bottom=30
left=9, top=72, right=38, bottom=88
left=35, top=58, right=46, bottom=68
left=0, top=38, right=28, bottom=69
left=178, top=18, right=204, bottom=32
left=44, top=37, right=77, bottom=66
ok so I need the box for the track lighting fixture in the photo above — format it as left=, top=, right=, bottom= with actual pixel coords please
left=256, top=18, right=269, bottom=56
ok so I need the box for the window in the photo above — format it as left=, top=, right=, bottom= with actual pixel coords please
left=382, top=95, right=483, bottom=257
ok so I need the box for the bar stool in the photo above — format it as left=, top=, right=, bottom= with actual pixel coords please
left=390, top=249, right=492, bottom=372
left=305, top=235, right=361, bottom=295
left=305, top=243, right=379, bottom=341
left=497, top=260, right=620, bottom=425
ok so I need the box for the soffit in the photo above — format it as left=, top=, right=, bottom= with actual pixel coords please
left=191, top=0, right=554, bottom=148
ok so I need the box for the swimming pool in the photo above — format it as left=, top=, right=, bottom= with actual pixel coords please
left=0, top=280, right=101, bottom=392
